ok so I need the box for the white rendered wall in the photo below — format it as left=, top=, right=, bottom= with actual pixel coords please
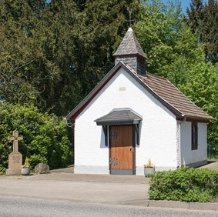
left=74, top=68, right=178, bottom=175
left=180, top=121, right=207, bottom=166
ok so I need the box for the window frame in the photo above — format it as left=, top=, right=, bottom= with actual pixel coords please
left=103, top=126, right=108, bottom=147
left=135, top=124, right=140, bottom=146
left=191, top=122, right=198, bottom=150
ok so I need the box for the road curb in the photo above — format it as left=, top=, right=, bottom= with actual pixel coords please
left=145, top=200, right=218, bottom=211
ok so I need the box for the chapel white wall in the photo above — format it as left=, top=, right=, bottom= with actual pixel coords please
left=180, top=121, right=207, bottom=166
left=74, top=68, right=178, bottom=175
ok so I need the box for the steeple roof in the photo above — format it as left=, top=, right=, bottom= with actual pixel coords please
left=113, top=27, right=146, bottom=57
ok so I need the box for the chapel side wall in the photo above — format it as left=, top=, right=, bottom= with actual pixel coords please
left=74, top=68, right=178, bottom=175
left=180, top=121, right=207, bottom=167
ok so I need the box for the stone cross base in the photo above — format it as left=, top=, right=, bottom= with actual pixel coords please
left=6, top=152, right=22, bottom=175
left=6, top=168, right=21, bottom=175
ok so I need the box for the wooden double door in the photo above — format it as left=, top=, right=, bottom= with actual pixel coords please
left=109, top=125, right=135, bottom=175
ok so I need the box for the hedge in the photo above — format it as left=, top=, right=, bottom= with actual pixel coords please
left=149, top=168, right=218, bottom=202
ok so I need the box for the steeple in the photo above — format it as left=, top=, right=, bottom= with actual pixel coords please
left=114, top=27, right=146, bottom=75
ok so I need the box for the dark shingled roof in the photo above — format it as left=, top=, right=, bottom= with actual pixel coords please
left=137, top=73, right=211, bottom=121
left=95, top=109, right=142, bottom=126
left=113, top=27, right=146, bottom=57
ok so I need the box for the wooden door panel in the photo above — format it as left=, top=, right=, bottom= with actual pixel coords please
left=110, top=125, right=134, bottom=170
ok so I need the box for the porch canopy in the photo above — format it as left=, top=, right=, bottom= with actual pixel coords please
left=95, top=109, right=142, bottom=126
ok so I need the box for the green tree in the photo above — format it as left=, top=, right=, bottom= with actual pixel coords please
left=0, top=0, right=82, bottom=114
left=0, top=1, right=41, bottom=104
left=0, top=0, right=141, bottom=115
left=186, top=0, right=204, bottom=41
left=135, top=0, right=218, bottom=146
left=202, top=0, right=218, bottom=63
left=179, top=63, right=218, bottom=146
left=47, top=0, right=141, bottom=114
left=136, top=1, right=202, bottom=84
left=186, top=0, right=218, bottom=63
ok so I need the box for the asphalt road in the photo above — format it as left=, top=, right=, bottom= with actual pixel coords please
left=0, top=196, right=217, bottom=217
left=0, top=174, right=149, bottom=205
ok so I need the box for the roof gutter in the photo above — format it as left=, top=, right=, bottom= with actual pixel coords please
left=177, top=114, right=211, bottom=123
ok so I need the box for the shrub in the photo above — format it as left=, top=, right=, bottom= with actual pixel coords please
left=0, top=102, right=71, bottom=171
left=149, top=168, right=218, bottom=202
left=0, top=166, right=6, bottom=175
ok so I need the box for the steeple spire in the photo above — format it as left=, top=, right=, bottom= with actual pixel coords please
left=113, top=28, right=146, bottom=75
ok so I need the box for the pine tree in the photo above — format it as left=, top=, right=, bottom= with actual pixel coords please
left=43, top=0, right=141, bottom=114
left=202, top=0, right=218, bottom=63
left=0, top=1, right=42, bottom=104
left=186, top=0, right=204, bottom=40
left=0, top=0, right=141, bottom=115
left=186, top=0, right=218, bottom=63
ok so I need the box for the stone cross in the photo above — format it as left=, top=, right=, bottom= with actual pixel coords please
left=8, top=130, right=23, bottom=153
left=6, top=130, right=23, bottom=175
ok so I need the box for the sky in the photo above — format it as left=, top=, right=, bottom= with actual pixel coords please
left=161, top=0, right=191, bottom=12
left=162, top=0, right=208, bottom=12
left=46, top=0, right=208, bottom=13
left=178, top=0, right=191, bottom=12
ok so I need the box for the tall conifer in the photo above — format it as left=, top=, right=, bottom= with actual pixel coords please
left=187, top=0, right=218, bottom=63
left=202, top=0, right=218, bottom=63
left=187, top=0, right=204, bottom=41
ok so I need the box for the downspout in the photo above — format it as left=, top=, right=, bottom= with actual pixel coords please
left=177, top=115, right=186, bottom=168
left=176, top=120, right=182, bottom=168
